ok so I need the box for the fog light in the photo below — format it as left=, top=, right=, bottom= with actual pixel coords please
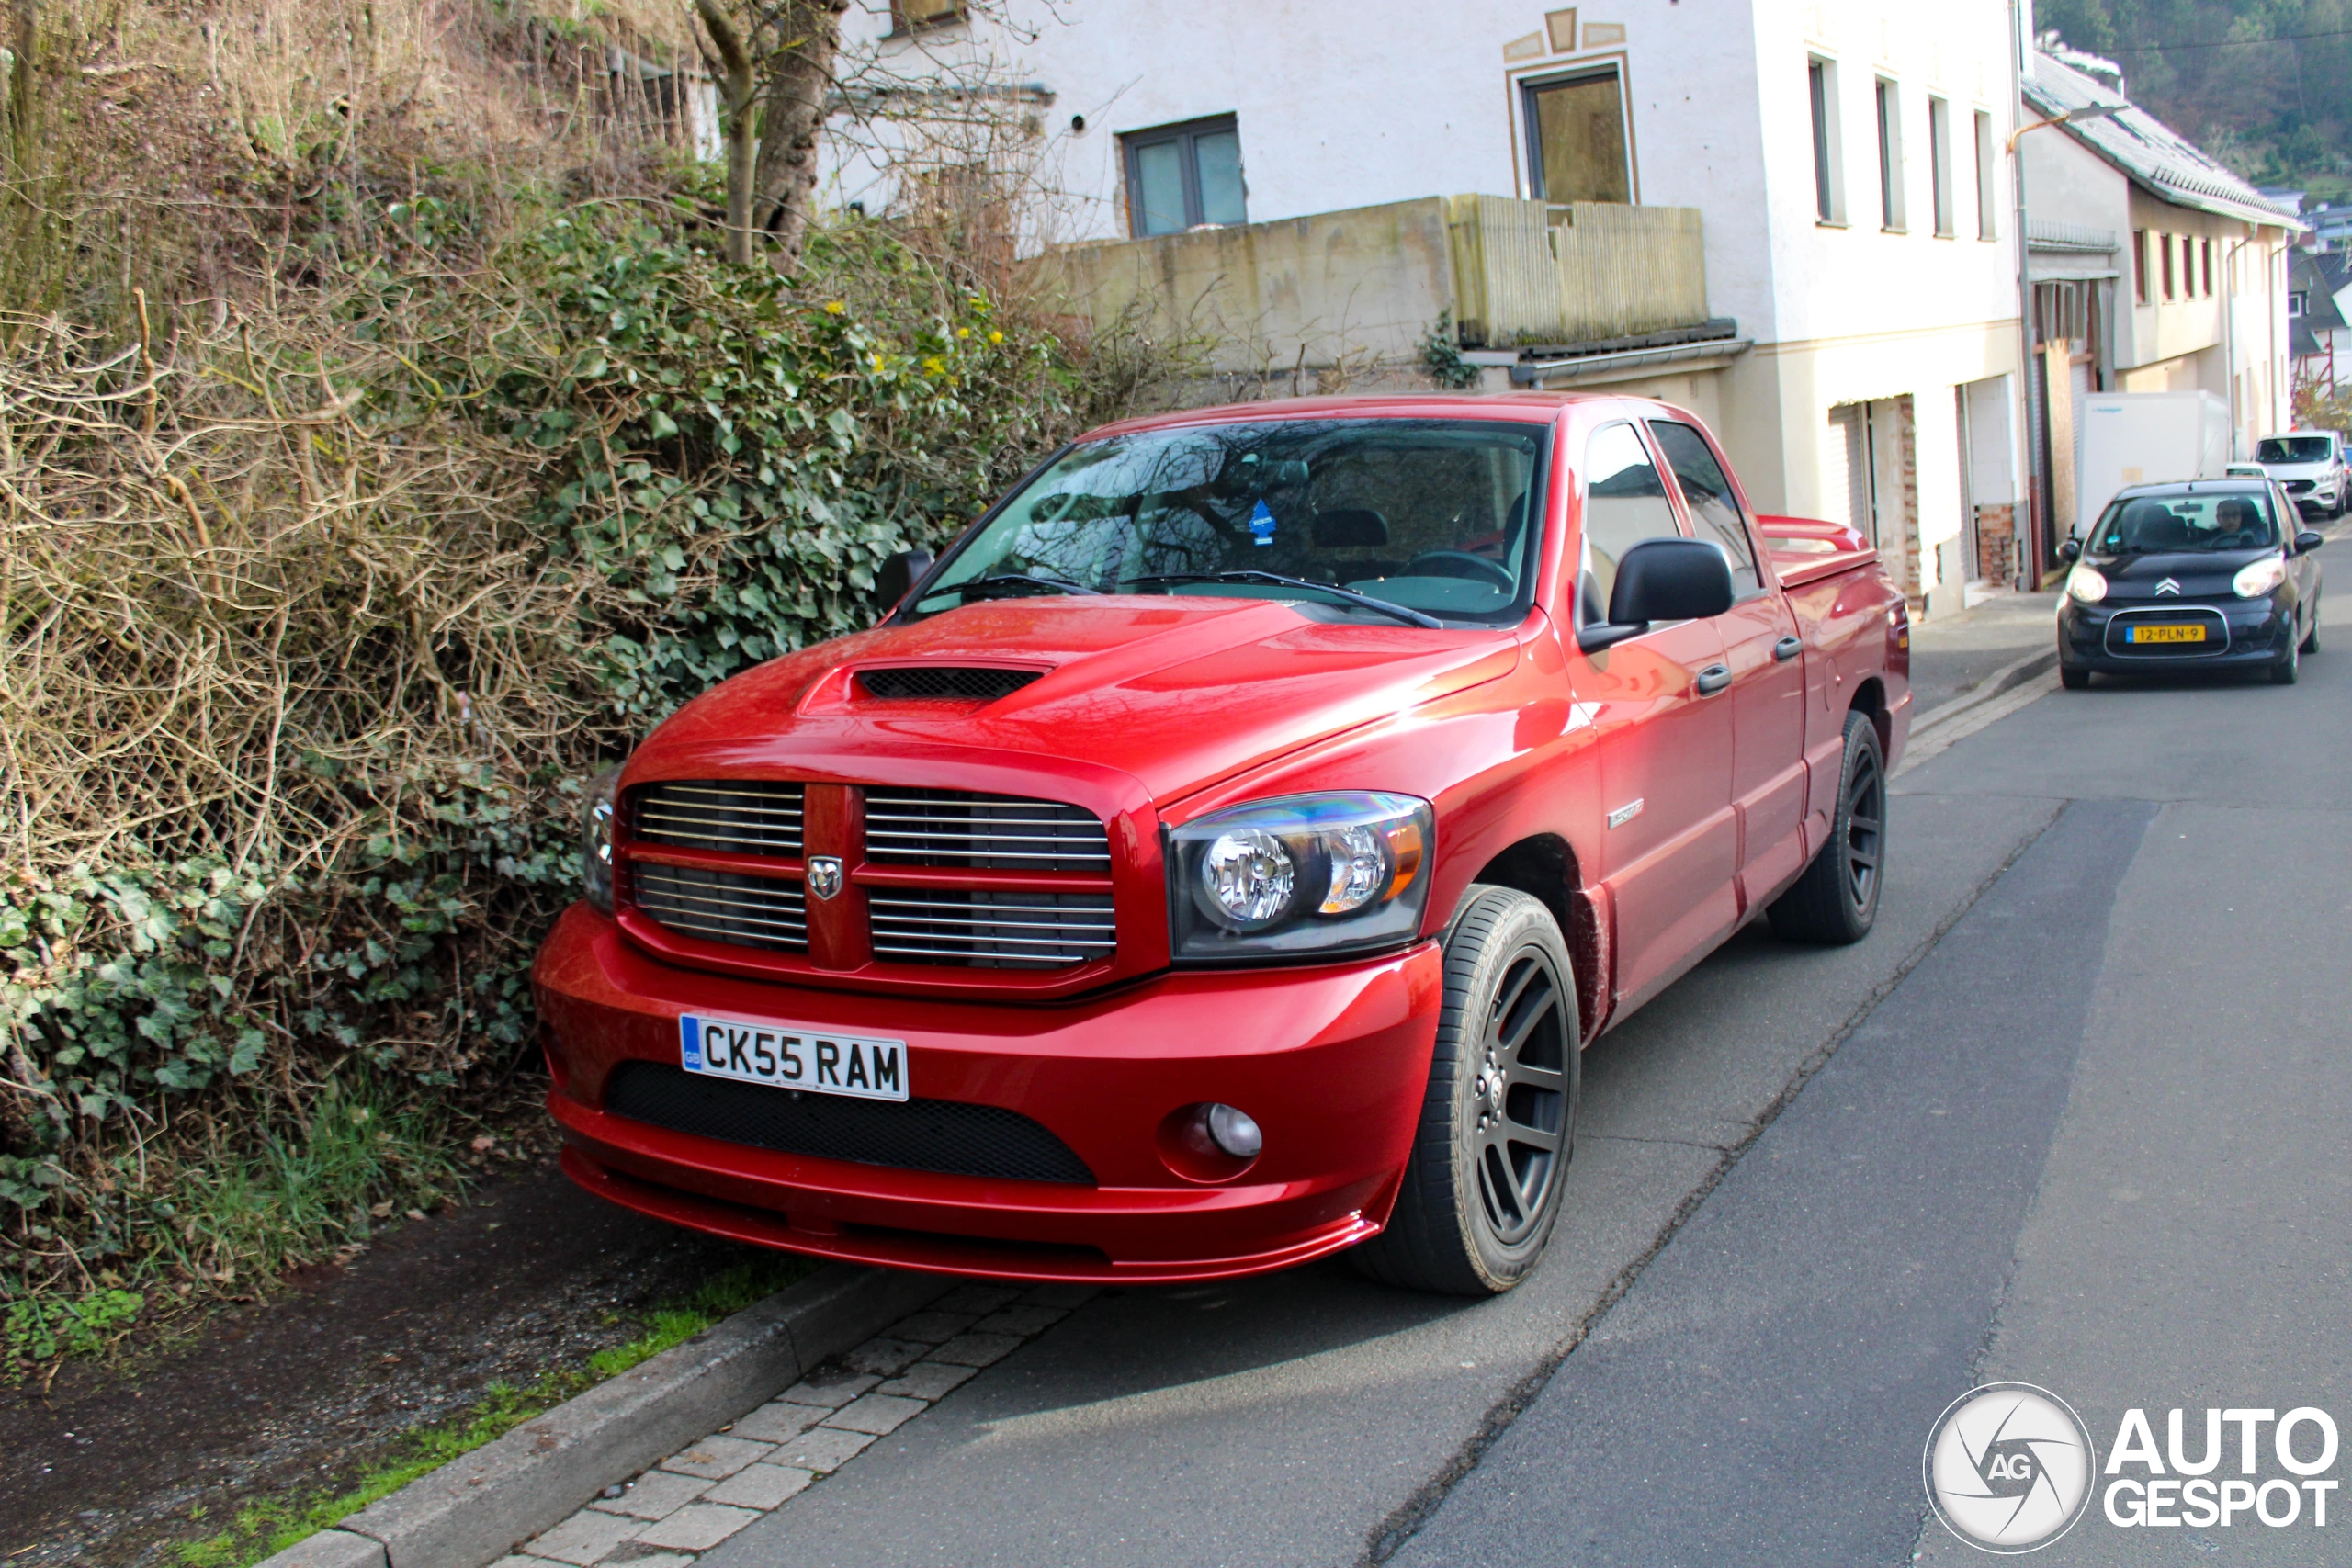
left=1205, top=1103, right=1262, bottom=1158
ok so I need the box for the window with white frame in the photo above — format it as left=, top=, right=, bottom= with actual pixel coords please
left=1875, top=78, right=1905, bottom=231
left=1809, top=58, right=1845, bottom=224
left=1928, top=96, right=1954, bottom=237
left=1973, top=111, right=1997, bottom=239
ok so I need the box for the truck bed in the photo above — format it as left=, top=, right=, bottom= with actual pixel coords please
left=1755, top=514, right=1880, bottom=590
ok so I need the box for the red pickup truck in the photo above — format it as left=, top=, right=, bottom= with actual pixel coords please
left=534, top=393, right=1910, bottom=1296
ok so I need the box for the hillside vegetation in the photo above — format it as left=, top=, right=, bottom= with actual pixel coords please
left=0, top=0, right=1170, bottom=1359
left=2040, top=0, right=2352, bottom=195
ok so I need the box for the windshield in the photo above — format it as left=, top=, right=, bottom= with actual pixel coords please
left=914, top=419, right=1551, bottom=625
left=2087, top=491, right=2281, bottom=555
left=2258, top=436, right=2335, bottom=463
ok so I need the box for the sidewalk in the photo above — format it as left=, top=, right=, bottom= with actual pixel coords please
left=1907, top=589, right=2061, bottom=716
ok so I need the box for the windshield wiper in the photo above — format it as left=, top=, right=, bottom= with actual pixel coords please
left=1128, top=570, right=1445, bottom=629
left=928, top=571, right=1102, bottom=603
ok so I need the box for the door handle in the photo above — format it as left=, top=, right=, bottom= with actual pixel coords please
left=1774, top=635, right=1804, bottom=662
left=1695, top=663, right=1734, bottom=696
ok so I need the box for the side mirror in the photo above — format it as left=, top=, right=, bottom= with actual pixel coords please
left=2058, top=538, right=2082, bottom=564
left=1577, top=537, right=1736, bottom=653
left=2296, top=530, right=2325, bottom=555
left=876, top=548, right=935, bottom=611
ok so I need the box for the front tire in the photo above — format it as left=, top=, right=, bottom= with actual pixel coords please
left=2301, top=598, right=2321, bottom=654
left=2060, top=664, right=2092, bottom=691
left=2273, top=626, right=2302, bottom=684
left=1767, top=709, right=1886, bottom=944
left=1352, top=886, right=1579, bottom=1296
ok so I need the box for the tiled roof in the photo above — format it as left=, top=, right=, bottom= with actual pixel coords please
left=2026, top=52, right=2305, bottom=231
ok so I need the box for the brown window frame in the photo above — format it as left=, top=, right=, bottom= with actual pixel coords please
left=2133, top=230, right=2149, bottom=303
left=2161, top=233, right=2176, bottom=300
left=889, top=0, right=965, bottom=36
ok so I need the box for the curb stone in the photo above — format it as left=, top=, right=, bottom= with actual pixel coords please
left=494, top=1280, right=1102, bottom=1568
left=256, top=1264, right=949, bottom=1568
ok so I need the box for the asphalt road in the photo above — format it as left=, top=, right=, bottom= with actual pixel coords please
left=691, top=594, right=2352, bottom=1568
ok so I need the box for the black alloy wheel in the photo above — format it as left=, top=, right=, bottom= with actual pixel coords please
left=1766, top=709, right=1887, bottom=944
left=1840, top=736, right=1886, bottom=912
left=1353, top=886, right=1579, bottom=1295
left=1468, top=951, right=1573, bottom=1248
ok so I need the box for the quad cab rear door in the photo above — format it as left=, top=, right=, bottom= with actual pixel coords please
left=1647, top=418, right=1811, bottom=909
left=1568, top=420, right=1736, bottom=1016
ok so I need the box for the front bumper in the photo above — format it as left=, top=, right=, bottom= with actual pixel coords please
left=2057, top=595, right=2294, bottom=673
left=532, top=905, right=1444, bottom=1282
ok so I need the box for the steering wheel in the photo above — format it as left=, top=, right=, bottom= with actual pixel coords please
left=1405, top=550, right=1516, bottom=590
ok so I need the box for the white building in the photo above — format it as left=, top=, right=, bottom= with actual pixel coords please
left=2018, top=44, right=2301, bottom=569
left=831, top=1, right=2032, bottom=613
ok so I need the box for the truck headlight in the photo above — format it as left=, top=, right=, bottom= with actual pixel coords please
left=582, top=766, right=622, bottom=913
left=1168, top=793, right=1432, bottom=963
left=2233, top=556, right=2287, bottom=598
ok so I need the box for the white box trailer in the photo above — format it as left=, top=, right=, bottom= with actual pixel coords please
left=2074, top=390, right=2233, bottom=536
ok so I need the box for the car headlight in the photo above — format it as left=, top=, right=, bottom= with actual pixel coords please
left=2065, top=564, right=2109, bottom=604
left=1167, top=792, right=1432, bottom=963
left=2233, top=556, right=2287, bottom=598
left=582, top=766, right=622, bottom=913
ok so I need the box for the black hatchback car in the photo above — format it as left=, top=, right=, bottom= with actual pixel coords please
left=2058, top=479, right=2324, bottom=687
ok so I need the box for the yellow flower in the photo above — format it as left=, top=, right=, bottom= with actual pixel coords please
left=956, top=326, right=970, bottom=338
left=868, top=353, right=885, bottom=370
left=823, top=300, right=846, bottom=315
left=989, top=330, right=1004, bottom=344
left=923, top=355, right=947, bottom=376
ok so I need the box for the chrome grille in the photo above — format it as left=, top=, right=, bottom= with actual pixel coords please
left=633, top=781, right=805, bottom=857
left=632, top=863, right=808, bottom=953
left=863, top=790, right=1111, bottom=872
left=869, top=889, right=1116, bottom=969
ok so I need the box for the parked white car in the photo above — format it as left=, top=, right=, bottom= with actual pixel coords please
left=2255, top=430, right=2349, bottom=517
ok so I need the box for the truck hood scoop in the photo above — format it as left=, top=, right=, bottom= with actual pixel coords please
left=854, top=665, right=1046, bottom=702
left=639, top=596, right=1523, bottom=803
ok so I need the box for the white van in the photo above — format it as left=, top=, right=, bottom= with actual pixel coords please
left=2255, top=430, right=2348, bottom=517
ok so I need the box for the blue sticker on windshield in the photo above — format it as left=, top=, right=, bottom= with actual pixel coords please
left=1249, top=500, right=1277, bottom=547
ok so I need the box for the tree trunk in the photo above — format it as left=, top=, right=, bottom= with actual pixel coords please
left=693, top=0, right=758, bottom=266
left=750, top=0, right=848, bottom=276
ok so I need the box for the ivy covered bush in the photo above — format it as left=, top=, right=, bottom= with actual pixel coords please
left=0, top=212, right=1147, bottom=1331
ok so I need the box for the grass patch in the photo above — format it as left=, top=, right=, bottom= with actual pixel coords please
left=4, top=1077, right=476, bottom=1379
left=173, top=1252, right=815, bottom=1568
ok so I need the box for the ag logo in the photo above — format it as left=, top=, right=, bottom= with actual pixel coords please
left=1924, top=1382, right=2097, bottom=1553
left=806, top=855, right=844, bottom=901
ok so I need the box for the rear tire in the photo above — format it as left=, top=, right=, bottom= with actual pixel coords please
left=2060, top=664, right=2092, bottom=691
left=1352, top=886, right=1579, bottom=1296
left=1766, top=710, right=1886, bottom=945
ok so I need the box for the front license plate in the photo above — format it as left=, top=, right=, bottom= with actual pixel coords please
left=681, top=1014, right=907, bottom=1102
left=2129, top=624, right=2207, bottom=644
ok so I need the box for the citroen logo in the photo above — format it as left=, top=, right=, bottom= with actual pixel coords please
left=2155, top=578, right=2182, bottom=597
left=806, top=856, right=844, bottom=900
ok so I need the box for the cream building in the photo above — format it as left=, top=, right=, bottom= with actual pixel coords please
left=827, top=1, right=2034, bottom=614
left=2018, top=44, right=2301, bottom=574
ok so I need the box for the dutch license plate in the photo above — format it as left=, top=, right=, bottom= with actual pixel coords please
left=2130, top=624, right=2207, bottom=644
left=681, top=1014, right=907, bottom=1102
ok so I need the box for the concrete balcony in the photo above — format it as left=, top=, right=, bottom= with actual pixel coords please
left=1038, top=195, right=1715, bottom=395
